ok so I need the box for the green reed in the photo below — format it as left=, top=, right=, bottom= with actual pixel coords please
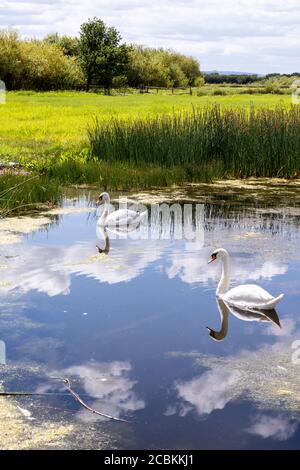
left=0, top=173, right=61, bottom=214
left=88, top=105, right=300, bottom=178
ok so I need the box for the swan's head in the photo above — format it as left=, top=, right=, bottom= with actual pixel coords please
left=206, top=327, right=224, bottom=342
left=208, top=248, right=229, bottom=264
left=96, top=192, right=110, bottom=205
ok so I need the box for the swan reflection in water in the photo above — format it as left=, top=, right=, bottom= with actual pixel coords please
left=96, top=227, right=110, bottom=255
left=207, top=298, right=281, bottom=342
left=96, top=223, right=143, bottom=255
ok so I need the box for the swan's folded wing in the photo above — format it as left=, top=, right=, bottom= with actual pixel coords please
left=106, top=209, right=137, bottom=226
left=221, top=284, right=274, bottom=308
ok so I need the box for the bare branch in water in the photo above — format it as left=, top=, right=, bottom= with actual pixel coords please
left=1, top=377, right=129, bottom=422
left=62, top=378, right=130, bottom=423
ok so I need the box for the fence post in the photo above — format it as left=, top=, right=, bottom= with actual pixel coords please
left=190, top=87, right=192, bottom=96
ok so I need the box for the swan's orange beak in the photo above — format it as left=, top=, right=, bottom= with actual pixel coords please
left=208, top=254, right=217, bottom=264
left=96, top=196, right=102, bottom=205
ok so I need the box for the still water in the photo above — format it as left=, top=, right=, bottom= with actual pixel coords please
left=1, top=185, right=300, bottom=449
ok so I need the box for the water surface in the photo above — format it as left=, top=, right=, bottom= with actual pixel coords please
left=1, top=185, right=300, bottom=449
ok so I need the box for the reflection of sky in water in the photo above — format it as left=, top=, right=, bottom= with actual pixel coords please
left=1, top=197, right=300, bottom=449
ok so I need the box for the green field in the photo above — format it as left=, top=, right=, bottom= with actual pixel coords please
left=0, top=91, right=292, bottom=160
left=0, top=90, right=297, bottom=213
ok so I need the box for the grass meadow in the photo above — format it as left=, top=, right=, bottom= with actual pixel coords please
left=0, top=90, right=291, bottom=160
left=0, top=89, right=297, bottom=211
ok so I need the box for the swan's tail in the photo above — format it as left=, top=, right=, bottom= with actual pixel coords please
left=257, top=294, right=284, bottom=310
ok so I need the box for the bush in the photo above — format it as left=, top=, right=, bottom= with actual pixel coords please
left=127, top=45, right=202, bottom=88
left=196, top=89, right=208, bottom=96
left=212, top=89, right=227, bottom=96
left=0, top=30, right=23, bottom=89
left=0, top=30, right=84, bottom=91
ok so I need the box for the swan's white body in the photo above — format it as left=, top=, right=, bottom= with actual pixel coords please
left=222, top=284, right=284, bottom=310
left=97, top=192, right=147, bottom=228
left=210, top=248, right=284, bottom=310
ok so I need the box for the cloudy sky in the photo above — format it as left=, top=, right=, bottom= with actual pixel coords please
left=0, top=0, right=299, bottom=73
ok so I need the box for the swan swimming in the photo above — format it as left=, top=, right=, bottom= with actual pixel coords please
left=96, top=192, right=148, bottom=228
left=208, top=248, right=284, bottom=310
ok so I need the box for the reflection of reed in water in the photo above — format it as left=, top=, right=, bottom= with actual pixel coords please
left=207, top=298, right=281, bottom=342
left=205, top=204, right=300, bottom=238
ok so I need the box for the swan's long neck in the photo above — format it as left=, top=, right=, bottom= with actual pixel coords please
left=209, top=300, right=229, bottom=341
left=103, top=229, right=110, bottom=254
left=98, top=228, right=110, bottom=254
left=217, top=253, right=230, bottom=296
left=101, top=196, right=110, bottom=222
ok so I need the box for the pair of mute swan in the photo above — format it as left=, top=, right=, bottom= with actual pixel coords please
left=207, top=298, right=281, bottom=342
left=96, top=192, right=148, bottom=228
left=209, top=248, right=284, bottom=311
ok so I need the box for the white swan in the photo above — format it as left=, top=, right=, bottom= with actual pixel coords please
left=208, top=248, right=284, bottom=310
left=96, top=192, right=148, bottom=228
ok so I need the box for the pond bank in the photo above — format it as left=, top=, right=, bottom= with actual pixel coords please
left=0, top=171, right=300, bottom=215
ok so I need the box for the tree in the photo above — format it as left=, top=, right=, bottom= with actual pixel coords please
left=126, top=45, right=202, bottom=88
left=0, top=29, right=22, bottom=90
left=44, top=33, right=79, bottom=57
left=78, top=17, right=130, bottom=93
left=19, top=41, right=84, bottom=90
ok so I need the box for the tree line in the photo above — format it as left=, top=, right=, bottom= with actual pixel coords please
left=0, top=17, right=202, bottom=92
left=203, top=73, right=263, bottom=84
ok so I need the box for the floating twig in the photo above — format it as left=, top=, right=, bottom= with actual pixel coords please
left=62, top=378, right=129, bottom=423
left=0, top=377, right=130, bottom=423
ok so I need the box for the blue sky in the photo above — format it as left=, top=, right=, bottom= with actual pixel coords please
left=0, top=0, right=299, bottom=74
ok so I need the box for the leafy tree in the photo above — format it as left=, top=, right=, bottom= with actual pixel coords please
left=126, top=46, right=202, bottom=88
left=19, top=41, right=84, bottom=90
left=0, top=29, right=84, bottom=91
left=204, top=73, right=261, bottom=84
left=0, top=29, right=22, bottom=89
left=44, top=33, right=79, bottom=56
left=78, top=17, right=131, bottom=93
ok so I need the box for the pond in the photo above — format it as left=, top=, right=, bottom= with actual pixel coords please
left=1, top=182, right=300, bottom=449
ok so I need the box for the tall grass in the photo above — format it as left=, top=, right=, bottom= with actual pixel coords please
left=47, top=158, right=219, bottom=189
left=0, top=91, right=291, bottom=163
left=88, top=105, right=300, bottom=178
left=0, top=174, right=61, bottom=214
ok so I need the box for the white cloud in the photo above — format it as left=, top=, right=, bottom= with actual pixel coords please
left=167, top=246, right=288, bottom=286
left=46, top=360, right=145, bottom=421
left=176, top=367, right=240, bottom=415
left=247, top=415, right=297, bottom=441
left=0, top=0, right=299, bottom=73
left=0, top=238, right=164, bottom=297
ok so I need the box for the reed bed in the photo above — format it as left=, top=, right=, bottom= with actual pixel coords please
left=88, top=105, right=300, bottom=178
left=0, top=174, right=61, bottom=214
left=47, top=158, right=219, bottom=189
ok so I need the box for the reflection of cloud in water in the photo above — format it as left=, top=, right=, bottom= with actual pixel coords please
left=0, top=241, right=164, bottom=297
left=167, top=247, right=288, bottom=286
left=0, top=241, right=290, bottom=298
left=169, top=318, right=300, bottom=418
left=176, top=368, right=240, bottom=416
left=52, top=361, right=145, bottom=421
left=0, top=205, right=299, bottom=297
left=247, top=415, right=297, bottom=442
left=264, top=318, right=296, bottom=337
